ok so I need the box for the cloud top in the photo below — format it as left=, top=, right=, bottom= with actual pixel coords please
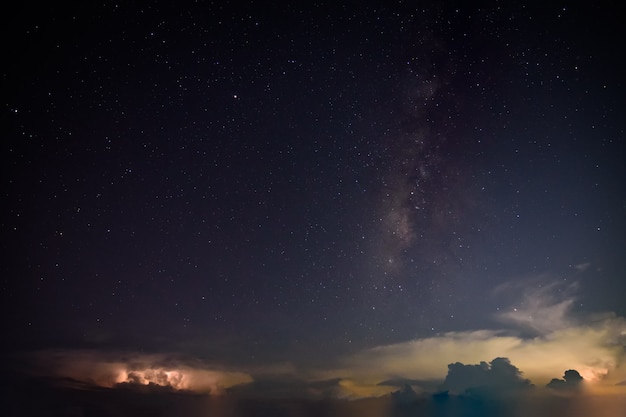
left=442, top=357, right=532, bottom=394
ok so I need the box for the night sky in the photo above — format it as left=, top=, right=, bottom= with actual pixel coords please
left=2, top=0, right=625, bottom=413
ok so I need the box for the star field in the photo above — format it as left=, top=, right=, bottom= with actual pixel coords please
left=2, top=0, right=625, bottom=391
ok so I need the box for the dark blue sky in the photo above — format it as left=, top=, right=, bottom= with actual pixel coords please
left=1, top=0, right=625, bottom=401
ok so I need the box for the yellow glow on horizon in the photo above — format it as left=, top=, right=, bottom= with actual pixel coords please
left=337, top=378, right=391, bottom=399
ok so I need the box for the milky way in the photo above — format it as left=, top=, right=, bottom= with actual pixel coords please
left=2, top=2, right=625, bottom=414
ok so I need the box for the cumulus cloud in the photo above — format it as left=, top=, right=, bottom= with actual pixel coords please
left=334, top=321, right=623, bottom=389
left=546, top=369, right=584, bottom=391
left=442, top=357, right=532, bottom=394
left=320, top=279, right=626, bottom=396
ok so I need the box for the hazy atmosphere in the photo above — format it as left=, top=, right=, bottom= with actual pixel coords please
left=2, top=1, right=625, bottom=416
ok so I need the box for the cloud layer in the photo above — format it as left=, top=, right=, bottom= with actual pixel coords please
left=19, top=350, right=252, bottom=394
left=321, top=279, right=626, bottom=397
left=14, top=278, right=626, bottom=402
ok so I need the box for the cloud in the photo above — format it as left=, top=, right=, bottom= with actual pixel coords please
left=378, top=377, right=442, bottom=394
left=228, top=375, right=344, bottom=399
left=493, top=279, right=578, bottom=334
left=18, top=349, right=253, bottom=394
left=334, top=322, right=623, bottom=388
left=442, top=357, right=532, bottom=394
left=319, top=279, right=626, bottom=396
left=13, top=277, right=626, bottom=405
left=546, top=369, right=584, bottom=391
left=575, top=262, right=591, bottom=272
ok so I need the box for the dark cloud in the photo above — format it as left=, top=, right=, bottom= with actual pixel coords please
left=0, top=374, right=210, bottom=417
left=441, top=357, right=532, bottom=395
left=390, top=383, right=420, bottom=405
left=227, top=375, right=343, bottom=399
left=546, top=370, right=584, bottom=391
left=3, top=366, right=626, bottom=417
left=378, top=377, right=442, bottom=394
left=386, top=360, right=626, bottom=417
left=9, top=349, right=253, bottom=393
left=386, top=358, right=537, bottom=417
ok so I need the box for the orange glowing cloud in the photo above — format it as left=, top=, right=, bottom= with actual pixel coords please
left=26, top=350, right=252, bottom=394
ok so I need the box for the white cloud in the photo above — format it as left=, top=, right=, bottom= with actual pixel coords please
left=494, top=280, right=578, bottom=334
